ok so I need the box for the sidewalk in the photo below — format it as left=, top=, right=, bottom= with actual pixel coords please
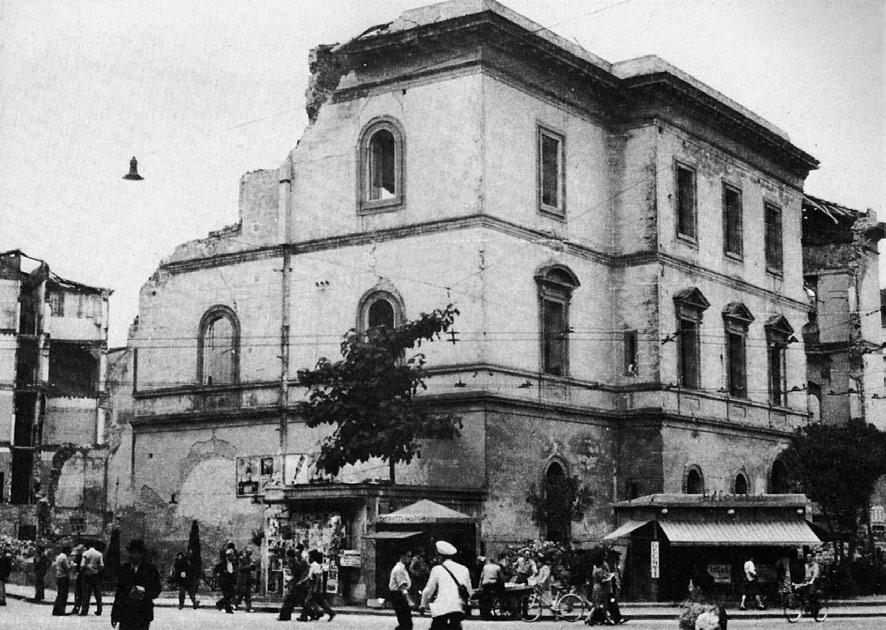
left=7, top=583, right=886, bottom=620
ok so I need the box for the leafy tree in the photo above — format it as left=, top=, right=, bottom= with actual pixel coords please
left=526, top=475, right=594, bottom=543
left=296, top=304, right=462, bottom=483
left=781, top=419, right=886, bottom=560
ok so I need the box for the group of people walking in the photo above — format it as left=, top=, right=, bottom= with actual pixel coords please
left=277, top=545, right=336, bottom=622
left=211, top=542, right=258, bottom=613
left=51, top=542, right=106, bottom=616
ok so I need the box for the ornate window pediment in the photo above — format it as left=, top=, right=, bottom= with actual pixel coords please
left=765, top=314, right=794, bottom=338
left=674, top=287, right=710, bottom=321
left=722, top=302, right=754, bottom=327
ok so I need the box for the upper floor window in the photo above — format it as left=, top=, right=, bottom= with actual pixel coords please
left=685, top=465, right=704, bottom=494
left=358, top=118, right=404, bottom=213
left=538, top=126, right=565, bottom=217
left=357, top=286, right=405, bottom=338
left=674, top=288, right=709, bottom=389
left=723, top=183, right=743, bottom=258
left=198, top=306, right=239, bottom=386
left=765, top=202, right=783, bottom=273
left=766, top=314, right=793, bottom=406
left=536, top=265, right=580, bottom=377
left=675, top=163, right=697, bottom=240
left=769, top=458, right=790, bottom=494
left=623, top=329, right=638, bottom=376
left=723, top=303, right=754, bottom=398
left=48, top=290, right=64, bottom=317
left=733, top=471, right=749, bottom=495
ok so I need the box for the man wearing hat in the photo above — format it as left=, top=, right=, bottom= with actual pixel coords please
left=111, top=540, right=161, bottom=630
left=420, top=540, right=472, bottom=629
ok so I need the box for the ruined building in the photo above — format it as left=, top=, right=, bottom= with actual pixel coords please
left=801, top=195, right=885, bottom=429
left=0, top=250, right=111, bottom=540
left=120, top=0, right=826, bottom=602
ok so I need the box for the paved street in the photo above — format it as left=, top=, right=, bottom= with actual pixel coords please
left=2, top=596, right=886, bottom=630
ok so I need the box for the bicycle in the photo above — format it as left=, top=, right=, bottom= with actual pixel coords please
left=519, top=584, right=585, bottom=623
left=782, top=581, right=828, bottom=623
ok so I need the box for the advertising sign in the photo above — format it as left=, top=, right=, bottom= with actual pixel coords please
left=708, top=564, right=732, bottom=584
left=236, top=452, right=321, bottom=496
left=650, top=541, right=660, bottom=578
left=339, top=550, right=362, bottom=568
left=326, top=563, right=339, bottom=594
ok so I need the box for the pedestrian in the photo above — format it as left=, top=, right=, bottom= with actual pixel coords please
left=739, top=555, right=765, bottom=610
left=278, top=546, right=309, bottom=621
left=586, top=554, right=609, bottom=626
left=389, top=549, right=414, bottom=630
left=52, top=544, right=72, bottom=616
left=420, top=540, right=472, bottom=629
left=408, top=547, right=430, bottom=604
left=604, top=550, right=627, bottom=624
left=169, top=551, right=198, bottom=609
left=70, top=543, right=85, bottom=614
left=478, top=555, right=504, bottom=619
left=514, top=548, right=538, bottom=585
left=213, top=547, right=237, bottom=613
left=300, top=549, right=335, bottom=622
left=79, top=542, right=104, bottom=615
left=33, top=546, right=51, bottom=602
left=0, top=546, right=12, bottom=606
left=111, top=539, right=162, bottom=630
left=235, top=547, right=257, bottom=612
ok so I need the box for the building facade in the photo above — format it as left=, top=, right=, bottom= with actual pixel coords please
left=119, top=0, right=820, bottom=602
left=0, top=250, right=111, bottom=541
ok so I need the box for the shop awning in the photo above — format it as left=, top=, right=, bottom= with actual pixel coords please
left=658, top=519, right=821, bottom=546
left=603, top=520, right=651, bottom=541
left=362, top=530, right=423, bottom=540
left=376, top=500, right=475, bottom=525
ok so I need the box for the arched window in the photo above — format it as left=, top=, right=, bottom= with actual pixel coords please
left=357, top=287, right=404, bottom=335
left=535, top=265, right=580, bottom=377
left=684, top=466, right=704, bottom=494
left=543, top=461, right=570, bottom=543
left=733, top=472, right=749, bottom=495
left=358, top=118, right=404, bottom=213
left=197, top=306, right=239, bottom=386
left=770, top=459, right=790, bottom=494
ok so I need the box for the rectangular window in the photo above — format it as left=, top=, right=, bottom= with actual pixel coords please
left=48, top=291, right=63, bottom=317
left=676, top=164, right=696, bottom=239
left=538, top=127, right=564, bottom=216
left=726, top=330, right=747, bottom=397
left=678, top=318, right=700, bottom=389
left=769, top=339, right=786, bottom=406
left=542, top=298, right=567, bottom=376
left=723, top=183, right=743, bottom=257
left=765, top=202, right=783, bottom=272
left=624, top=330, right=638, bottom=376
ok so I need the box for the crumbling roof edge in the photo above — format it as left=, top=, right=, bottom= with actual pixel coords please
left=1, top=249, right=111, bottom=294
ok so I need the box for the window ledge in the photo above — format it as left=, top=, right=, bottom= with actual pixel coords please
left=675, top=233, right=698, bottom=248
left=538, top=205, right=566, bottom=221
left=359, top=198, right=404, bottom=215
left=766, top=267, right=784, bottom=278
left=724, top=252, right=743, bottom=263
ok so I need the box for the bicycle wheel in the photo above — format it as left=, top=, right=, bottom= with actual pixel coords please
left=554, top=593, right=584, bottom=623
left=814, top=593, right=828, bottom=622
left=782, top=592, right=802, bottom=623
left=519, top=593, right=542, bottom=622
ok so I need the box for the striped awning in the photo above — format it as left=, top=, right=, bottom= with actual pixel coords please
left=658, top=520, right=821, bottom=546
left=602, top=520, right=651, bottom=541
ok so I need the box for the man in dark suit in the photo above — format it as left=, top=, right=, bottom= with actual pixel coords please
left=111, top=540, right=161, bottom=630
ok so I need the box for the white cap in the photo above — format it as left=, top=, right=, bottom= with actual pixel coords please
left=435, top=540, right=457, bottom=556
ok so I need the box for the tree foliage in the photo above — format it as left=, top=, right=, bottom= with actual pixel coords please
left=296, top=304, right=462, bottom=481
left=526, top=475, right=594, bottom=542
left=781, top=419, right=886, bottom=543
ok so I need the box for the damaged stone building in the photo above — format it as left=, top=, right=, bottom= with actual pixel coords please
left=118, top=0, right=827, bottom=602
left=0, top=250, right=111, bottom=541
left=801, top=195, right=885, bottom=428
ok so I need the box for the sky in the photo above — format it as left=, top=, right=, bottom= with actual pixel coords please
left=1, top=0, right=883, bottom=346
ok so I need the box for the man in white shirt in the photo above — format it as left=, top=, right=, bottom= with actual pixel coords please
left=52, top=545, right=71, bottom=616
left=79, top=544, right=105, bottom=615
left=388, top=549, right=414, bottom=630
left=739, top=555, right=765, bottom=610
left=478, top=555, right=504, bottom=620
left=420, top=540, right=472, bottom=629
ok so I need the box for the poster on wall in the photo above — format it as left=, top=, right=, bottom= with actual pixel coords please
left=708, top=564, right=731, bottom=584
left=650, top=541, right=660, bottom=578
left=236, top=455, right=282, bottom=496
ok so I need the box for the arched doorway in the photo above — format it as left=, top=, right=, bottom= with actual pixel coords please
left=543, top=462, right=570, bottom=543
